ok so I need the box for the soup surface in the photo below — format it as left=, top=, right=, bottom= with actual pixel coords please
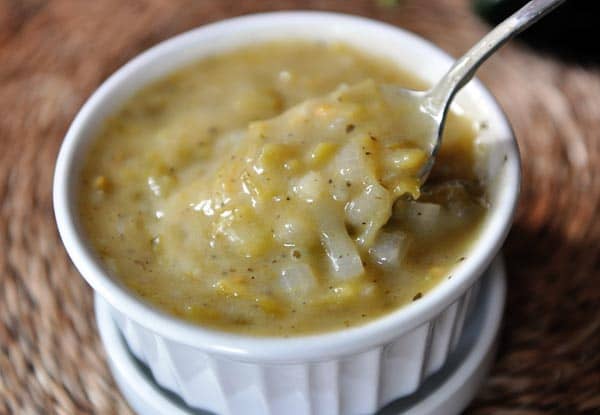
left=79, top=41, right=487, bottom=336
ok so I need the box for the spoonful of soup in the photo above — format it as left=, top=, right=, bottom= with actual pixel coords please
left=383, top=0, right=565, bottom=183
left=192, top=0, right=564, bottom=283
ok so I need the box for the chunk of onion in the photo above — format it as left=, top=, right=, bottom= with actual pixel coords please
left=369, top=231, right=409, bottom=266
left=293, top=171, right=325, bottom=202
left=345, top=183, right=392, bottom=247
left=316, top=201, right=364, bottom=280
left=332, top=141, right=364, bottom=183
left=393, top=200, right=441, bottom=234
left=321, top=228, right=364, bottom=279
left=280, top=262, right=317, bottom=296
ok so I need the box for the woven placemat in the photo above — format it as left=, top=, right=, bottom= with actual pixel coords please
left=1, top=0, right=598, bottom=413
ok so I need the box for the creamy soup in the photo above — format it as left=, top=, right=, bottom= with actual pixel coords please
left=79, top=41, right=486, bottom=336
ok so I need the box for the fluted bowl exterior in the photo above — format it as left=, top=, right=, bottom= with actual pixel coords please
left=110, top=281, right=480, bottom=414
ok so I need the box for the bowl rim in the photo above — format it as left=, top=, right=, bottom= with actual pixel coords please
left=53, top=11, right=520, bottom=363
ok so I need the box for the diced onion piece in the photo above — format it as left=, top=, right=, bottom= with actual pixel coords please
left=321, top=229, right=363, bottom=279
left=345, top=183, right=392, bottom=247
left=369, top=231, right=409, bottom=266
left=394, top=200, right=441, bottom=233
left=329, top=177, right=351, bottom=202
left=332, top=141, right=364, bottom=183
left=293, top=171, right=325, bottom=202
left=280, top=262, right=317, bottom=296
left=319, top=224, right=364, bottom=280
left=273, top=214, right=316, bottom=247
left=424, top=180, right=483, bottom=220
left=316, top=201, right=364, bottom=280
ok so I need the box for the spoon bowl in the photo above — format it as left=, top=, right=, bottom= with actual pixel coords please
left=384, top=0, right=565, bottom=183
left=379, top=85, right=439, bottom=183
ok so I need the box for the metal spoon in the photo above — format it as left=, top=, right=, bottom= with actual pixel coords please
left=384, top=0, right=566, bottom=183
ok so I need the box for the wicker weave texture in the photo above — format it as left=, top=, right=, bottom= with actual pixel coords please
left=0, top=0, right=598, bottom=413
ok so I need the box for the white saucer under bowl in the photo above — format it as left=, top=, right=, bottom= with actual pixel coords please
left=95, top=257, right=506, bottom=415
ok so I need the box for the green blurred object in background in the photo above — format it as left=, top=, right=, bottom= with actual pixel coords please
left=473, top=0, right=599, bottom=64
left=377, top=0, right=401, bottom=7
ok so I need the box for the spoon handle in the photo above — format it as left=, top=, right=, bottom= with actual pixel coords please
left=426, top=0, right=566, bottom=114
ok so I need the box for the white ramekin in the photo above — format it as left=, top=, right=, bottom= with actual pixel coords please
left=54, top=12, right=520, bottom=415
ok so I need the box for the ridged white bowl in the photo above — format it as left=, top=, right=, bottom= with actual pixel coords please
left=54, top=12, right=520, bottom=415
left=111, top=280, right=481, bottom=414
left=97, top=258, right=507, bottom=415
